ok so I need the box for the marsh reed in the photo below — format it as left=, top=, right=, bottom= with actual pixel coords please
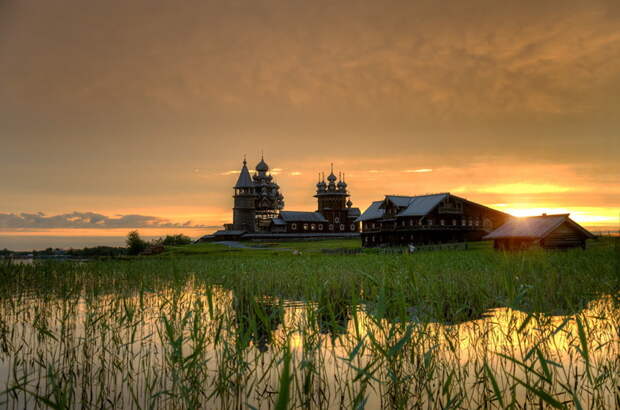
left=0, top=242, right=618, bottom=409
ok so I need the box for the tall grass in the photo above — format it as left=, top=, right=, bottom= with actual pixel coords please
left=0, top=241, right=618, bottom=408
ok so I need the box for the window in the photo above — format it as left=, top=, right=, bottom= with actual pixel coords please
left=318, top=224, right=323, bottom=230
left=329, top=224, right=334, bottom=231
left=475, top=220, right=479, bottom=227
left=428, top=219, right=433, bottom=225
left=303, top=223, right=309, bottom=230
left=410, top=219, right=414, bottom=226
left=453, top=219, right=457, bottom=226
left=291, top=223, right=297, bottom=230
left=462, top=219, right=466, bottom=226
left=468, top=219, right=473, bottom=226
left=418, top=219, right=423, bottom=226
left=339, top=224, right=345, bottom=231
left=372, top=223, right=376, bottom=229
left=440, top=219, right=445, bottom=226
left=402, top=220, right=405, bottom=226
left=311, top=224, right=316, bottom=231
left=350, top=224, right=356, bottom=231
left=334, top=217, right=340, bottom=224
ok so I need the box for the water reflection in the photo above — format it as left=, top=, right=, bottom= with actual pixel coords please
left=232, top=290, right=284, bottom=352
left=0, top=283, right=617, bottom=409
left=317, top=298, right=350, bottom=338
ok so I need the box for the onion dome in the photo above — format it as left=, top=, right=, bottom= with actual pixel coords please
left=327, top=163, right=337, bottom=189
left=316, top=173, right=326, bottom=192
left=346, top=199, right=353, bottom=208
left=256, top=157, right=269, bottom=173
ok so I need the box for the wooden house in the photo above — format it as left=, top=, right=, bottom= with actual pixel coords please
left=483, top=213, right=595, bottom=250
left=356, top=193, right=510, bottom=247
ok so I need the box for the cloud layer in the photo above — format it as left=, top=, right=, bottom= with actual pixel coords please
left=0, top=0, right=617, bottom=236
left=0, top=212, right=215, bottom=231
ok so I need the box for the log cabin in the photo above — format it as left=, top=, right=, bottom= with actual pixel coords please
left=483, top=213, right=595, bottom=250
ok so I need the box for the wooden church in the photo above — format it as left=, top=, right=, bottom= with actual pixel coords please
left=205, top=157, right=360, bottom=240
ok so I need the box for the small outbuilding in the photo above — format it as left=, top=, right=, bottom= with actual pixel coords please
left=483, top=214, right=595, bottom=250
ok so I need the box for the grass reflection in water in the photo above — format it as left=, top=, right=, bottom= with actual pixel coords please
left=0, top=241, right=618, bottom=409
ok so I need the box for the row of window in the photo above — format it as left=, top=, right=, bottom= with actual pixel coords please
left=366, top=218, right=483, bottom=230
left=364, top=233, right=462, bottom=243
left=290, top=223, right=355, bottom=231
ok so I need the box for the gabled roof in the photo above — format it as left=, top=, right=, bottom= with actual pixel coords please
left=483, top=214, right=595, bottom=240
left=396, top=193, right=448, bottom=217
left=356, top=193, right=509, bottom=223
left=279, top=211, right=328, bottom=223
left=234, top=161, right=254, bottom=188
left=385, top=195, right=414, bottom=208
left=358, top=193, right=447, bottom=222
left=347, top=207, right=361, bottom=218
left=271, top=218, right=286, bottom=226
left=355, top=201, right=385, bottom=222
left=213, top=229, right=247, bottom=236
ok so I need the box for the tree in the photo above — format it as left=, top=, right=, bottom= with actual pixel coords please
left=162, top=234, right=192, bottom=246
left=126, top=230, right=147, bottom=255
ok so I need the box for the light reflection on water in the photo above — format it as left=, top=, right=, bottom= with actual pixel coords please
left=0, top=284, right=618, bottom=409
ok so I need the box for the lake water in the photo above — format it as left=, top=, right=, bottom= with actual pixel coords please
left=0, top=282, right=617, bottom=409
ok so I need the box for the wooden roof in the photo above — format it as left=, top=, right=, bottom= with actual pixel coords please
left=483, top=214, right=595, bottom=240
left=279, top=211, right=328, bottom=223
left=234, top=162, right=254, bottom=188
left=355, top=201, right=384, bottom=222
left=355, top=193, right=507, bottom=222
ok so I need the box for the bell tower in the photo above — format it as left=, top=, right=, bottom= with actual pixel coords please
left=232, top=158, right=257, bottom=232
left=315, top=164, right=350, bottom=226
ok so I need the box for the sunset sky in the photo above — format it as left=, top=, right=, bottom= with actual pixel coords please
left=1, top=0, right=619, bottom=249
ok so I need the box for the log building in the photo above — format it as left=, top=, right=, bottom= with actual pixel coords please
left=356, top=193, right=511, bottom=247
left=206, top=157, right=360, bottom=240
left=483, top=214, right=595, bottom=250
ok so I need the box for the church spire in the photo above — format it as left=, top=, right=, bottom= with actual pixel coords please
left=234, top=157, right=254, bottom=189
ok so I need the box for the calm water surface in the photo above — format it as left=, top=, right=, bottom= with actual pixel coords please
left=0, top=284, right=618, bottom=409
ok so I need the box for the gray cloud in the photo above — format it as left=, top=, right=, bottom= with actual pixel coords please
left=0, top=212, right=218, bottom=230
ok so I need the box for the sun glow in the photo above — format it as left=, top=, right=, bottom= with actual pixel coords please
left=477, top=183, right=578, bottom=194
left=491, top=204, right=619, bottom=226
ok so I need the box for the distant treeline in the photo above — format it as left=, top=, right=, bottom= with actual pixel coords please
left=1, top=232, right=194, bottom=258
left=0, top=246, right=127, bottom=258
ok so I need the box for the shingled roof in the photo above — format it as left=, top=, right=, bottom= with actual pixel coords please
left=279, top=211, right=328, bottom=223
left=395, top=193, right=448, bottom=217
left=355, top=201, right=385, bottom=222
left=356, top=193, right=450, bottom=222
left=483, top=214, right=594, bottom=240
left=347, top=207, right=361, bottom=218
left=234, top=161, right=254, bottom=189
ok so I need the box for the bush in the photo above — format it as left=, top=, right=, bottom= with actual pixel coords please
left=162, top=234, right=192, bottom=246
left=126, top=230, right=148, bottom=255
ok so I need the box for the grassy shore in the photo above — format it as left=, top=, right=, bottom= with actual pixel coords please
left=4, top=238, right=617, bottom=321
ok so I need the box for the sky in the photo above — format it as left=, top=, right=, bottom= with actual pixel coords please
left=1, top=0, right=619, bottom=249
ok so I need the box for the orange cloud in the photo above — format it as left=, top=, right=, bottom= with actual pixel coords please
left=403, top=169, right=433, bottom=173
left=462, top=183, right=580, bottom=195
